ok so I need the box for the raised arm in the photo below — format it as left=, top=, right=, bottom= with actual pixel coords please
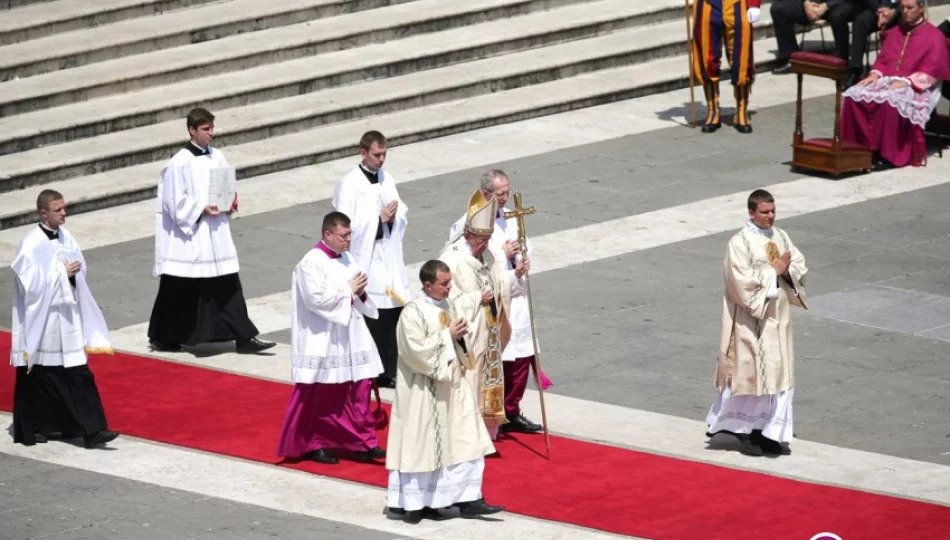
left=296, top=261, right=353, bottom=327
left=396, top=304, right=455, bottom=382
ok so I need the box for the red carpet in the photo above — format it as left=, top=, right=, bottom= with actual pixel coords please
left=1, top=332, right=948, bottom=540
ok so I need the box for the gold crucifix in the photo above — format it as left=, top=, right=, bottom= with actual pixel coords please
left=503, top=192, right=551, bottom=458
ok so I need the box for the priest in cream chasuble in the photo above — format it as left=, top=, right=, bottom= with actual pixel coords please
left=11, top=190, right=119, bottom=449
left=706, top=190, right=807, bottom=457
left=276, top=212, right=386, bottom=465
left=438, top=190, right=524, bottom=438
left=386, top=260, right=502, bottom=518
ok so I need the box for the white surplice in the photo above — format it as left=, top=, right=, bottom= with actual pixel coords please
left=154, top=145, right=240, bottom=278
left=10, top=226, right=112, bottom=369
left=706, top=220, right=807, bottom=443
left=290, top=246, right=384, bottom=384
left=331, top=165, right=410, bottom=308
left=450, top=208, right=536, bottom=360
left=387, top=294, right=495, bottom=511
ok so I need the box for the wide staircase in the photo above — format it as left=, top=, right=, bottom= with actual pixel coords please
left=0, top=0, right=947, bottom=229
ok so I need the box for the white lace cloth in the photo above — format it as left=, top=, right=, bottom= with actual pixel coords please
left=843, top=76, right=943, bottom=128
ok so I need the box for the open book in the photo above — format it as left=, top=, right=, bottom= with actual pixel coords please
left=208, top=167, right=237, bottom=211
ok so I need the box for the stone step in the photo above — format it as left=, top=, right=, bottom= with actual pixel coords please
left=0, top=0, right=220, bottom=47
left=0, top=0, right=686, bottom=154
left=0, top=0, right=420, bottom=81
left=0, top=25, right=807, bottom=229
left=0, top=0, right=577, bottom=97
left=2, top=0, right=53, bottom=9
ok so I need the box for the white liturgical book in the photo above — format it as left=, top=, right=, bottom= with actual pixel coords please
left=208, top=167, right=237, bottom=211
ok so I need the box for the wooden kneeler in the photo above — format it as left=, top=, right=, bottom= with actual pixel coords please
left=790, top=52, right=873, bottom=177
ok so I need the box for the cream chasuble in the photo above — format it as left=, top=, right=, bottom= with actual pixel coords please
left=449, top=208, right=536, bottom=360
left=154, top=146, right=240, bottom=278
left=387, top=295, right=495, bottom=474
left=290, top=247, right=384, bottom=384
left=11, top=226, right=112, bottom=369
left=716, top=222, right=808, bottom=397
left=331, top=165, right=410, bottom=309
left=438, top=237, right=521, bottom=427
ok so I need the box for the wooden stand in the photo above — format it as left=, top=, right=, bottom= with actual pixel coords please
left=790, top=52, right=872, bottom=177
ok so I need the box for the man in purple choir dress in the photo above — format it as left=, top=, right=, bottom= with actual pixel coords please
left=276, top=212, right=386, bottom=465
left=841, top=0, right=950, bottom=169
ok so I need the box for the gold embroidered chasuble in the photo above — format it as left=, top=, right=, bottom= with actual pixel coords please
left=716, top=224, right=808, bottom=397
left=438, top=237, right=517, bottom=427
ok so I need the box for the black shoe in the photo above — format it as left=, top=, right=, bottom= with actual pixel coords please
left=376, top=377, right=396, bottom=389
left=760, top=437, right=791, bottom=456
left=456, top=499, right=505, bottom=517
left=739, top=441, right=764, bottom=456
left=872, top=159, right=895, bottom=172
left=501, top=413, right=542, bottom=434
left=236, top=337, right=276, bottom=354
left=34, top=434, right=48, bottom=444
left=149, top=340, right=183, bottom=352
left=701, top=121, right=721, bottom=133
left=403, top=507, right=441, bottom=523
left=354, top=446, right=386, bottom=462
left=734, top=123, right=753, bottom=134
left=306, top=449, right=339, bottom=464
left=772, top=62, right=793, bottom=75
left=83, top=430, right=119, bottom=449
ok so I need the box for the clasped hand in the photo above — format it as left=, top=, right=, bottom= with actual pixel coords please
left=449, top=318, right=468, bottom=340
left=380, top=200, right=398, bottom=222
left=804, top=1, right=827, bottom=22
left=480, top=288, right=493, bottom=305
left=62, top=260, right=82, bottom=277
left=770, top=251, right=792, bottom=277
left=349, top=272, right=369, bottom=295
left=503, top=240, right=521, bottom=259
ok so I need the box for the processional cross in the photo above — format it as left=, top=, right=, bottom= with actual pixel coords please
left=503, top=192, right=551, bottom=458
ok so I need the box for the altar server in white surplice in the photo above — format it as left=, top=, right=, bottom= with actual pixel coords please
left=148, top=107, right=274, bottom=355
left=706, top=189, right=807, bottom=457
left=440, top=189, right=528, bottom=440
left=10, top=189, right=119, bottom=449
left=386, top=259, right=504, bottom=522
left=331, top=130, right=410, bottom=389
left=276, top=212, right=386, bottom=465
left=449, top=169, right=552, bottom=435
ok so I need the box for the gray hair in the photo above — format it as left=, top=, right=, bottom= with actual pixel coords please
left=480, top=169, right=509, bottom=193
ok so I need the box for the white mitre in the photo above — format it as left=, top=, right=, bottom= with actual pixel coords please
left=464, top=189, right=497, bottom=236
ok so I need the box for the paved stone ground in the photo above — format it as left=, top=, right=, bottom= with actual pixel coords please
left=2, top=93, right=950, bottom=537
left=0, top=453, right=401, bottom=540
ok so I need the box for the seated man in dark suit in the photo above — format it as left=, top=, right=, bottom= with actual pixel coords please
left=847, top=1, right=901, bottom=88
left=771, top=0, right=867, bottom=74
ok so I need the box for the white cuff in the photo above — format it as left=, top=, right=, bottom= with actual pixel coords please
left=765, top=269, right=779, bottom=299
left=747, top=7, right=761, bottom=24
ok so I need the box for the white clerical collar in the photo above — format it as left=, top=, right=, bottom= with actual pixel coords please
left=745, top=219, right=773, bottom=237
left=190, top=141, right=210, bottom=154
left=421, top=294, right=448, bottom=309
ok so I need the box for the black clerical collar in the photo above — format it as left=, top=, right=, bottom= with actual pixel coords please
left=186, top=142, right=211, bottom=157
left=359, top=163, right=380, bottom=184
left=38, top=222, right=59, bottom=240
